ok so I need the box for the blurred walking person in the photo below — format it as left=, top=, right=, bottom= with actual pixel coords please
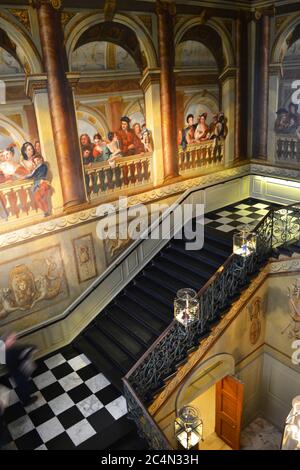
left=2, top=333, right=37, bottom=407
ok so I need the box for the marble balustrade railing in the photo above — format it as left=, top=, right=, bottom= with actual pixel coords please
left=84, top=152, right=153, bottom=199
left=178, top=139, right=224, bottom=173
left=276, top=134, right=300, bottom=163
left=0, top=179, right=37, bottom=220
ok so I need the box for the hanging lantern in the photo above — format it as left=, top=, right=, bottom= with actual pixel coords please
left=281, top=396, right=300, bottom=450
left=174, top=405, right=203, bottom=450
left=233, top=225, right=257, bottom=257
left=174, top=288, right=199, bottom=327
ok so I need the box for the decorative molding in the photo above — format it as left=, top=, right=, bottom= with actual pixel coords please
left=140, top=68, right=160, bottom=92
left=269, top=256, right=300, bottom=274
left=8, top=9, right=31, bottom=32
left=219, top=66, right=237, bottom=82
left=250, top=163, right=300, bottom=181
left=25, top=74, right=48, bottom=99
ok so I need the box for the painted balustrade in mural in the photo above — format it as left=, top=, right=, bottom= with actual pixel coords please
left=178, top=139, right=224, bottom=173
left=0, top=178, right=40, bottom=221
left=84, top=152, right=153, bottom=199
left=275, top=135, right=300, bottom=164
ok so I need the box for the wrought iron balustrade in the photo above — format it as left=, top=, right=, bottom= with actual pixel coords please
left=123, top=201, right=300, bottom=450
left=84, top=152, right=153, bottom=199
left=123, top=380, right=172, bottom=450
left=178, top=139, right=224, bottom=173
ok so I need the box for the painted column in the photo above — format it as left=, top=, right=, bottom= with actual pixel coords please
left=220, top=67, right=236, bottom=166
left=156, top=0, right=179, bottom=181
left=176, top=90, right=185, bottom=140
left=140, top=69, right=164, bottom=185
left=235, top=12, right=249, bottom=161
left=108, top=96, right=124, bottom=133
left=267, top=64, right=281, bottom=164
left=235, top=16, right=241, bottom=161
left=37, top=1, right=86, bottom=208
left=25, top=75, right=63, bottom=213
left=254, top=14, right=270, bottom=160
left=24, top=104, right=39, bottom=144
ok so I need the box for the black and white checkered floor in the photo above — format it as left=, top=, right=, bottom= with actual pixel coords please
left=204, top=198, right=280, bottom=233
left=0, top=348, right=128, bottom=450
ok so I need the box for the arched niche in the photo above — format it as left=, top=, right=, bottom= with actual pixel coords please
left=0, top=113, right=29, bottom=161
left=184, top=92, right=219, bottom=125
left=0, top=17, right=42, bottom=74
left=65, top=13, right=158, bottom=72
left=174, top=18, right=235, bottom=70
left=271, top=14, right=300, bottom=64
left=175, top=353, right=235, bottom=415
left=273, top=21, right=300, bottom=129
left=175, top=40, right=218, bottom=69
left=123, top=99, right=145, bottom=126
left=76, top=106, right=109, bottom=142
left=71, top=41, right=139, bottom=73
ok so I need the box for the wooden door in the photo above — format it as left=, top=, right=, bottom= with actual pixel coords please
left=215, top=375, right=244, bottom=450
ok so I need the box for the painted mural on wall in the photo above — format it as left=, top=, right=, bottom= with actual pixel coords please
left=80, top=116, right=153, bottom=166
left=0, top=245, right=68, bottom=325
left=178, top=111, right=227, bottom=150
left=274, top=103, right=300, bottom=137
left=0, top=141, right=52, bottom=219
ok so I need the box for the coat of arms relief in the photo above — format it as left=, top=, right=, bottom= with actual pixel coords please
left=0, top=250, right=66, bottom=320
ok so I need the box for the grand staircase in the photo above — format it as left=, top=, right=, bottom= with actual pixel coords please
left=74, top=226, right=232, bottom=392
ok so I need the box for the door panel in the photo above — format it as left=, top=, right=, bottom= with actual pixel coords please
left=215, top=375, right=244, bottom=450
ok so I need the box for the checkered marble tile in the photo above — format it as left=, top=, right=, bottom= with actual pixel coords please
left=0, top=349, right=127, bottom=450
left=205, top=199, right=280, bottom=235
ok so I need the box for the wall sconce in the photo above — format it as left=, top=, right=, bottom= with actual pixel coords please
left=281, top=396, right=300, bottom=450
left=174, top=288, right=199, bottom=328
left=233, top=225, right=257, bottom=257
left=175, top=405, right=203, bottom=450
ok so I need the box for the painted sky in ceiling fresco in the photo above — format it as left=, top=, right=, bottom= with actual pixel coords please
left=71, top=41, right=138, bottom=72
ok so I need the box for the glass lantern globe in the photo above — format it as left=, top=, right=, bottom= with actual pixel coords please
left=233, top=225, right=257, bottom=257
left=281, top=396, right=300, bottom=450
left=174, top=288, right=199, bottom=327
left=174, top=405, right=203, bottom=450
